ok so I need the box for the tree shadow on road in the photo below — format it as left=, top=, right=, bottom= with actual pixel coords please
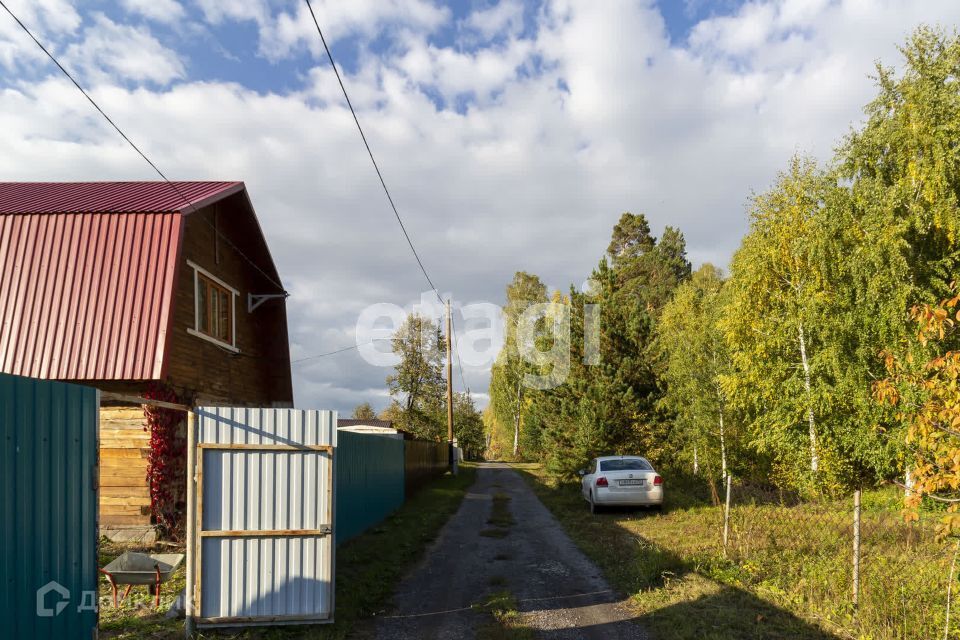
left=514, top=466, right=846, bottom=640
left=525, top=583, right=843, bottom=639
left=509, top=542, right=843, bottom=640
left=634, top=583, right=843, bottom=639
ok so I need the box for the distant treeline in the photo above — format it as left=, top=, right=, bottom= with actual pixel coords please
left=486, top=28, right=960, bottom=519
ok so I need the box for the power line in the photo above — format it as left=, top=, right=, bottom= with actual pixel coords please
left=303, top=0, right=472, bottom=393
left=450, top=314, right=469, bottom=393
left=303, top=0, right=439, bottom=297
left=4, top=0, right=474, bottom=390
left=0, top=0, right=286, bottom=293
left=293, top=313, right=469, bottom=395
left=292, top=339, right=389, bottom=364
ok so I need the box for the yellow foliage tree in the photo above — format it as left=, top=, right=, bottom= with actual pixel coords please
left=876, top=290, right=960, bottom=538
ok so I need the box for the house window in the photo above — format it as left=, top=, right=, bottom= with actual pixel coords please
left=187, top=260, right=238, bottom=352
left=197, top=273, right=233, bottom=343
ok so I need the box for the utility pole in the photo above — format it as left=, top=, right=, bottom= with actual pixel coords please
left=446, top=299, right=456, bottom=474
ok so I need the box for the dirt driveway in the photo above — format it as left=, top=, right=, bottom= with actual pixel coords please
left=369, top=462, right=647, bottom=639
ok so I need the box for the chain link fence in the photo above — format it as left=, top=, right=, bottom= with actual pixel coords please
left=713, top=478, right=955, bottom=639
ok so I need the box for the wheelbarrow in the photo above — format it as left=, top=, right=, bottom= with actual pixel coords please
left=99, top=551, right=184, bottom=608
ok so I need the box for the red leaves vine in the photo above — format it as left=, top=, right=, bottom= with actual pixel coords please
left=143, top=383, right=187, bottom=541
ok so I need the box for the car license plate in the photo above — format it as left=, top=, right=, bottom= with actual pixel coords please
left=619, top=479, right=644, bottom=486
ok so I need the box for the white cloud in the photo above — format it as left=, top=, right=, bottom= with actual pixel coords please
left=8, top=0, right=81, bottom=33
left=394, top=33, right=535, bottom=102
left=463, top=0, right=525, bottom=40
left=194, top=0, right=270, bottom=26
left=689, top=2, right=777, bottom=56
left=120, top=0, right=185, bottom=24
left=64, top=14, right=185, bottom=85
left=4, top=0, right=960, bottom=412
left=777, top=0, right=831, bottom=28
left=196, top=0, right=451, bottom=62
left=0, top=0, right=81, bottom=71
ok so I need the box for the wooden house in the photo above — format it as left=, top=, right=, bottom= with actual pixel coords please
left=0, top=181, right=293, bottom=537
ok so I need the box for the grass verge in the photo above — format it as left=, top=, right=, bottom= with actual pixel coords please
left=513, top=463, right=950, bottom=640
left=480, top=491, right=514, bottom=539
left=474, top=590, right=535, bottom=640
left=321, top=463, right=476, bottom=639
left=100, top=464, right=477, bottom=639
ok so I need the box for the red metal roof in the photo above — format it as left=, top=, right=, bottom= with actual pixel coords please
left=0, top=181, right=247, bottom=381
left=0, top=212, right=182, bottom=380
left=0, top=181, right=243, bottom=215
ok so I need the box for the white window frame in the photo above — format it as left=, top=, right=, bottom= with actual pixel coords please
left=187, top=259, right=239, bottom=353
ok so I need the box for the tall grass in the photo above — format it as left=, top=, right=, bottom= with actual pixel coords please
left=518, top=464, right=955, bottom=640
left=715, top=485, right=950, bottom=639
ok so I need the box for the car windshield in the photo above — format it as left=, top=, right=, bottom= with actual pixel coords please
left=599, top=459, right=651, bottom=472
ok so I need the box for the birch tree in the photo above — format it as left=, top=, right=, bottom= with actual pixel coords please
left=657, top=264, right=738, bottom=500
left=488, top=272, right=548, bottom=458
left=723, top=156, right=834, bottom=484
left=839, top=27, right=960, bottom=488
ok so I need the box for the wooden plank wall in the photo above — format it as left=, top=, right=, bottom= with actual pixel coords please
left=99, top=406, right=151, bottom=526
left=404, top=439, right=450, bottom=497
left=164, top=197, right=293, bottom=406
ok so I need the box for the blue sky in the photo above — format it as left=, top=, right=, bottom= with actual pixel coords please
left=655, top=0, right=743, bottom=42
left=1, top=0, right=957, bottom=412
left=2, top=1, right=749, bottom=96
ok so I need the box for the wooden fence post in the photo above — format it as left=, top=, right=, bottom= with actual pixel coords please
left=185, top=411, right=196, bottom=638
left=853, top=488, right=861, bottom=610
left=723, top=474, right=732, bottom=556
left=945, top=540, right=960, bottom=640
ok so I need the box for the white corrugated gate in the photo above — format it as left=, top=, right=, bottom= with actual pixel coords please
left=191, top=407, right=337, bottom=627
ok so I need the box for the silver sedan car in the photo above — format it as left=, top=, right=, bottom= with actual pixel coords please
left=579, top=455, right=663, bottom=514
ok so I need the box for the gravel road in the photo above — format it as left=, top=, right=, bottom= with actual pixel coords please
left=369, top=462, right=647, bottom=639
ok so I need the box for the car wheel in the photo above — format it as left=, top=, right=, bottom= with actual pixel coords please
left=589, top=492, right=598, bottom=515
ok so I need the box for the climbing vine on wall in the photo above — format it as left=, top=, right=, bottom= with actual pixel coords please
left=143, top=383, right=187, bottom=541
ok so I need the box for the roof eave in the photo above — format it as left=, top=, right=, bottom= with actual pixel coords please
left=237, top=187, right=284, bottom=290
left=177, top=181, right=245, bottom=215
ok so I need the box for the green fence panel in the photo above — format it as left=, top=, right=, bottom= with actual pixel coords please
left=0, top=373, right=98, bottom=640
left=335, top=431, right=405, bottom=544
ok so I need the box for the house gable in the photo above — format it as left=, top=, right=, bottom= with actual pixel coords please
left=164, top=190, right=292, bottom=405
left=0, top=181, right=292, bottom=406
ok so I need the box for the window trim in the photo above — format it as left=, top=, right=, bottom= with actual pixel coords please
left=187, top=260, right=239, bottom=353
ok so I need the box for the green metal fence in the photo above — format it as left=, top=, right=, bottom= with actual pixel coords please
left=335, top=431, right=405, bottom=544
left=0, top=373, right=98, bottom=640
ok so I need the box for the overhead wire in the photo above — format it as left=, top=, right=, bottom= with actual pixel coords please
left=292, top=339, right=389, bottom=364
left=0, top=0, right=287, bottom=294
left=303, top=0, right=439, bottom=296
left=2, top=0, right=473, bottom=385
left=450, top=315, right=469, bottom=394
left=303, top=0, right=471, bottom=391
